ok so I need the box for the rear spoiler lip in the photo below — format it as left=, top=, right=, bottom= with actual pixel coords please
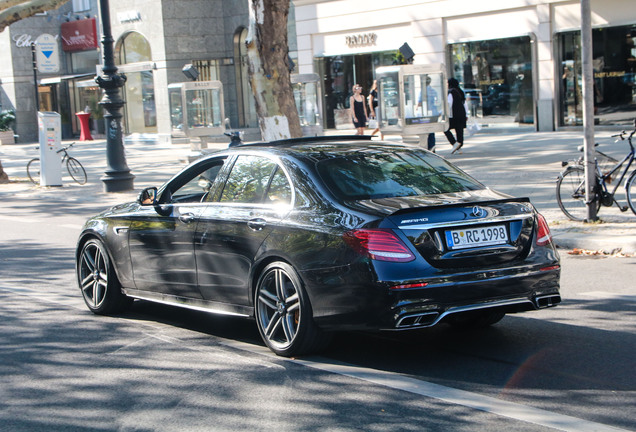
left=388, top=197, right=535, bottom=231
left=388, top=196, right=533, bottom=217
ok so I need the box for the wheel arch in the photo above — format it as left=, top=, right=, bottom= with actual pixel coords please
left=76, top=230, right=126, bottom=289
left=249, top=255, right=296, bottom=309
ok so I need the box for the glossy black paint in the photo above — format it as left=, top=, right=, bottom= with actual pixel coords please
left=76, top=139, right=560, bottom=334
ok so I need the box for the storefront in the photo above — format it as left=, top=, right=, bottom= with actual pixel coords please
left=293, top=1, right=636, bottom=133
left=558, top=24, right=636, bottom=126
left=315, top=51, right=396, bottom=129
left=115, top=31, right=157, bottom=136
left=448, top=36, right=535, bottom=125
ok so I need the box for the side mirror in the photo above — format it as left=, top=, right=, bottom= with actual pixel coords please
left=138, top=187, right=158, bottom=206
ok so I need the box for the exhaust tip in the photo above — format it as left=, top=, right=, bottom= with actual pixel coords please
left=396, top=312, right=439, bottom=328
left=536, top=294, right=561, bottom=308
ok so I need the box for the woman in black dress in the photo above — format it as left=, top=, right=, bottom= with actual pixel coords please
left=349, top=84, right=367, bottom=135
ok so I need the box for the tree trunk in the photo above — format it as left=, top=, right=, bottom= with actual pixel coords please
left=0, top=160, right=9, bottom=183
left=246, top=0, right=302, bottom=141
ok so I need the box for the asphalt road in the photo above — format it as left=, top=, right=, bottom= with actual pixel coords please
left=1, top=160, right=635, bottom=431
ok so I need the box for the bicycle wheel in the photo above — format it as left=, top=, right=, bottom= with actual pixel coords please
left=26, top=158, right=40, bottom=185
left=66, top=157, right=87, bottom=185
left=556, top=166, right=599, bottom=221
left=626, top=170, right=636, bottom=216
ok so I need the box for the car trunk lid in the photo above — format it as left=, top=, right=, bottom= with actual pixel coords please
left=352, top=194, right=536, bottom=268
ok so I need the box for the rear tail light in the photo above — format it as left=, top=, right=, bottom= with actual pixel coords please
left=343, top=229, right=415, bottom=262
left=535, top=213, right=553, bottom=246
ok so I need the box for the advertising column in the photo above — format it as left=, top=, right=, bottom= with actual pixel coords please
left=38, top=112, right=62, bottom=186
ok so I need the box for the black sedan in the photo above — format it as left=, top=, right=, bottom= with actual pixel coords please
left=76, top=136, right=560, bottom=356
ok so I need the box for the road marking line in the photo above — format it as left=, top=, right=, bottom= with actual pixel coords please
left=0, top=214, right=39, bottom=224
left=1, top=284, right=628, bottom=432
left=0, top=215, right=82, bottom=230
left=61, top=223, right=83, bottom=230
left=220, top=339, right=628, bottom=432
left=580, top=291, right=636, bottom=301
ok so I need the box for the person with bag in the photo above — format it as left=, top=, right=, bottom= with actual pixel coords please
left=349, top=84, right=368, bottom=135
left=367, top=80, right=383, bottom=139
left=444, top=78, right=469, bottom=154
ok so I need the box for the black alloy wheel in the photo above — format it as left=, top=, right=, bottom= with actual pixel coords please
left=255, top=261, right=331, bottom=357
left=77, top=238, right=130, bottom=314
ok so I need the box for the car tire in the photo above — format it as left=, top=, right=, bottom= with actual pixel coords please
left=447, top=310, right=506, bottom=330
left=255, top=261, right=331, bottom=357
left=77, top=238, right=131, bottom=315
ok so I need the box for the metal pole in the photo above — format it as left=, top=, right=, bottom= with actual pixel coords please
left=581, top=0, right=597, bottom=221
left=31, top=43, right=40, bottom=112
left=96, top=0, right=134, bottom=192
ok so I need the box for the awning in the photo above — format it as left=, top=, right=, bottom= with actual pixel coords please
left=39, top=73, right=94, bottom=85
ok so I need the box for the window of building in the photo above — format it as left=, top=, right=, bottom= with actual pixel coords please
left=115, top=32, right=157, bottom=133
left=315, top=51, right=395, bottom=129
left=192, top=59, right=220, bottom=81
left=559, top=25, right=636, bottom=126
left=72, top=0, right=90, bottom=13
left=448, top=36, right=534, bottom=126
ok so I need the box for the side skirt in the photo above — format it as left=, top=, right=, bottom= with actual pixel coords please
left=122, top=288, right=254, bottom=318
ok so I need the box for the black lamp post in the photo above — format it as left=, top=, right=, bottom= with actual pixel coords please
left=96, top=0, right=134, bottom=192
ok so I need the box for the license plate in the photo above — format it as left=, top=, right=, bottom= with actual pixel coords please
left=445, top=224, right=508, bottom=250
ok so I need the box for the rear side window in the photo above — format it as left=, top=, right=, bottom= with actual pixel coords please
left=317, top=149, right=483, bottom=200
left=220, top=155, right=282, bottom=204
left=266, top=167, right=292, bottom=205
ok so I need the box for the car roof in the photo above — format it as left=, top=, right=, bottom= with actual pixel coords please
left=218, top=136, right=418, bottom=163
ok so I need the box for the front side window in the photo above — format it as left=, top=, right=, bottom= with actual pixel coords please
left=317, top=149, right=483, bottom=200
left=162, top=158, right=226, bottom=204
left=220, top=155, right=279, bottom=204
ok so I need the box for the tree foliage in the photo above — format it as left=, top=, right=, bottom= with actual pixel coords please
left=0, top=0, right=67, bottom=33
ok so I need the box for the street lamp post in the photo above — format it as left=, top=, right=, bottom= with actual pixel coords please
left=96, top=0, right=134, bottom=192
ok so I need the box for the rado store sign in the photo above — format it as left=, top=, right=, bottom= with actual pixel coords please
left=345, top=33, right=377, bottom=48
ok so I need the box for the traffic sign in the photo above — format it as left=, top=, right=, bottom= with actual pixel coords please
left=35, top=34, right=60, bottom=74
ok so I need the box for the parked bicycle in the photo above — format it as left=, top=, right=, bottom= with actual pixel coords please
left=556, top=120, right=636, bottom=221
left=27, top=142, right=87, bottom=185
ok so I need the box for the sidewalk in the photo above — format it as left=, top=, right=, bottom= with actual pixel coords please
left=1, top=129, right=635, bottom=254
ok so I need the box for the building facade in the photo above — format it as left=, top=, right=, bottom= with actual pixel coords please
left=0, top=0, right=102, bottom=143
left=292, top=0, right=636, bottom=131
left=2, top=0, right=634, bottom=143
left=1, top=0, right=300, bottom=144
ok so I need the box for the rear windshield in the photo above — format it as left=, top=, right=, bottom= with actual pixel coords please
left=316, top=149, right=483, bottom=200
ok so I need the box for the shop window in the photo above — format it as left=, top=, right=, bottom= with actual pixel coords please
left=559, top=25, right=636, bottom=126
left=448, top=36, right=534, bottom=125
left=192, top=60, right=220, bottom=81
left=115, top=32, right=157, bottom=133
left=316, top=51, right=395, bottom=129
left=116, top=32, right=152, bottom=65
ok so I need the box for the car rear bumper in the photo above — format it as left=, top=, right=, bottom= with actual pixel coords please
left=301, top=263, right=560, bottom=331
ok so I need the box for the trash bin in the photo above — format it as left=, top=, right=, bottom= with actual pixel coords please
left=75, top=112, right=93, bottom=141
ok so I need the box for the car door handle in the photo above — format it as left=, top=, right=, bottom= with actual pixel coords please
left=179, top=213, right=196, bottom=224
left=247, top=218, right=267, bottom=231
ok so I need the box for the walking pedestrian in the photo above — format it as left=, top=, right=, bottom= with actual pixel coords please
left=444, top=78, right=469, bottom=154
left=368, top=80, right=383, bottom=139
left=349, top=84, right=367, bottom=135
